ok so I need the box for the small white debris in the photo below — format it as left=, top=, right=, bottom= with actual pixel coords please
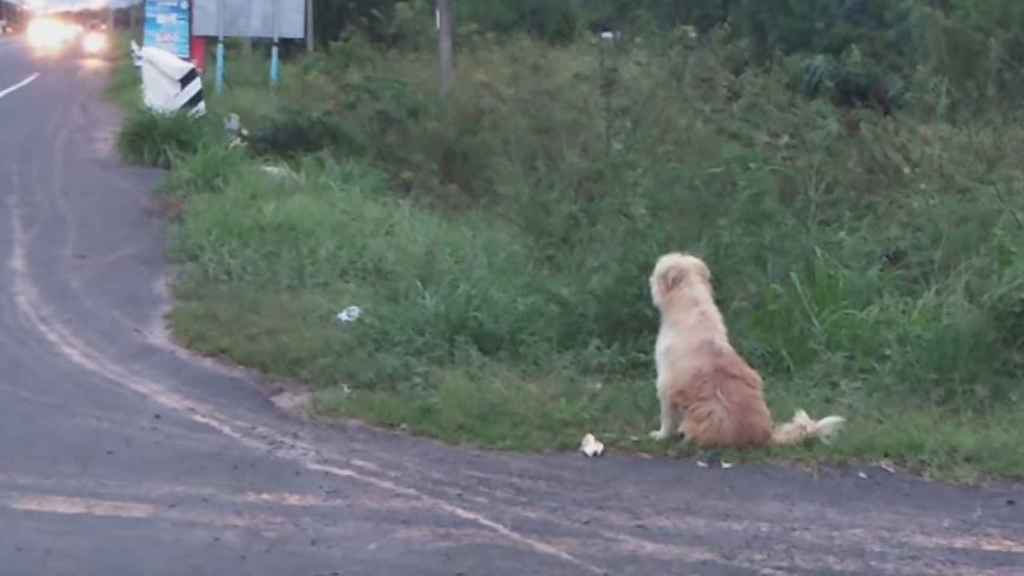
left=224, top=113, right=248, bottom=137
left=260, top=165, right=298, bottom=180
left=697, top=458, right=734, bottom=470
left=878, top=460, right=896, bottom=474
left=336, top=306, right=363, bottom=324
left=858, top=472, right=869, bottom=480
left=580, top=433, right=605, bottom=458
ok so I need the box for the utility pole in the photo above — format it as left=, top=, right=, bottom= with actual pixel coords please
left=437, top=0, right=454, bottom=98
left=306, top=0, right=314, bottom=52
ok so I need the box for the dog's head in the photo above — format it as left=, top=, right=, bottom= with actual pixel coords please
left=649, top=252, right=712, bottom=308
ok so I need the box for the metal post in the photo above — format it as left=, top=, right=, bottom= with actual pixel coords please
left=437, top=0, right=454, bottom=98
left=270, top=0, right=280, bottom=87
left=216, top=0, right=225, bottom=95
left=305, top=0, right=314, bottom=52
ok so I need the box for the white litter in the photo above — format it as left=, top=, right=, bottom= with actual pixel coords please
left=260, top=165, right=297, bottom=180
left=580, top=433, right=605, bottom=458
left=336, top=306, right=363, bottom=324
left=224, top=112, right=250, bottom=144
left=697, top=459, right=735, bottom=469
left=858, top=472, right=869, bottom=480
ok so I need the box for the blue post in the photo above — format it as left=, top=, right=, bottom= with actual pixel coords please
left=216, top=39, right=225, bottom=95
left=270, top=0, right=280, bottom=88
left=216, top=0, right=225, bottom=95
left=270, top=41, right=280, bottom=87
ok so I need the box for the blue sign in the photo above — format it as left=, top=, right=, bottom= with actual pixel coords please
left=144, top=0, right=192, bottom=59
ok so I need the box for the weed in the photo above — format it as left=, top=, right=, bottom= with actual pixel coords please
left=119, top=30, right=1024, bottom=482
left=117, top=109, right=211, bottom=169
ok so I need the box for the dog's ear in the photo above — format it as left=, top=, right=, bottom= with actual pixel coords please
left=681, top=252, right=712, bottom=284
left=695, top=260, right=711, bottom=283
left=659, top=265, right=686, bottom=295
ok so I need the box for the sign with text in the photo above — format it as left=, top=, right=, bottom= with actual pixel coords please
left=143, top=0, right=191, bottom=59
left=192, top=0, right=305, bottom=39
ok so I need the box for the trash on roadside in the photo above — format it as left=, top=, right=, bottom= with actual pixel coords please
left=696, top=454, right=735, bottom=470
left=224, top=113, right=249, bottom=148
left=224, top=113, right=242, bottom=134
left=225, top=113, right=249, bottom=137
left=336, top=306, right=363, bottom=324
left=260, top=165, right=298, bottom=181
left=858, top=471, right=870, bottom=480
left=877, top=460, right=896, bottom=474
left=696, top=450, right=734, bottom=469
left=580, top=433, right=605, bottom=457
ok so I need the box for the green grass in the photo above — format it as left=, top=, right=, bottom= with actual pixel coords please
left=112, top=32, right=1024, bottom=484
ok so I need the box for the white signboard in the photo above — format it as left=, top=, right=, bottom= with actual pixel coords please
left=193, top=0, right=306, bottom=39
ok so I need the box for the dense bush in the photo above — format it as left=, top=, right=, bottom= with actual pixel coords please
left=117, top=109, right=211, bottom=169
left=81, top=0, right=1018, bottom=476
left=165, top=31, right=1024, bottom=414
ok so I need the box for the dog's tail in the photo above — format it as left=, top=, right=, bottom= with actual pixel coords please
left=770, top=409, right=845, bottom=446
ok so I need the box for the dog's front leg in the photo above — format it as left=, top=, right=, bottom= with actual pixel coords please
left=649, top=386, right=678, bottom=441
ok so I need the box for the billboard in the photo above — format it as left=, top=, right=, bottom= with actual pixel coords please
left=143, top=0, right=192, bottom=59
left=192, top=0, right=305, bottom=39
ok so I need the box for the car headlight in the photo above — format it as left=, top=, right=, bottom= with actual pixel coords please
left=83, top=31, right=109, bottom=54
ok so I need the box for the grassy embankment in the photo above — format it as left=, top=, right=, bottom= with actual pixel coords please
left=109, top=31, right=1024, bottom=483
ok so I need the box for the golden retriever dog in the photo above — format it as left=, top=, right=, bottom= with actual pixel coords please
left=648, top=252, right=845, bottom=448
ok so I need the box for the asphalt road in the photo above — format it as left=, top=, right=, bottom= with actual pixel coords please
left=1, top=36, right=1022, bottom=576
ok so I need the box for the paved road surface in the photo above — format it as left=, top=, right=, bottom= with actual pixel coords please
left=0, top=37, right=1021, bottom=576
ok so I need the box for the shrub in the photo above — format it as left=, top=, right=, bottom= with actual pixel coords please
left=246, top=108, right=366, bottom=159
left=117, top=109, right=211, bottom=169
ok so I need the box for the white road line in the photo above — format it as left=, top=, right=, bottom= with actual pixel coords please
left=0, top=73, right=39, bottom=100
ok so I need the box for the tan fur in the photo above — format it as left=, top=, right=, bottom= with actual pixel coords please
left=648, top=252, right=845, bottom=448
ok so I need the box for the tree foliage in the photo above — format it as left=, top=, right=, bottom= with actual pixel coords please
left=306, top=0, right=1024, bottom=114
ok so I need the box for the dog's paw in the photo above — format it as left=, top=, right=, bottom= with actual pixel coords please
left=649, top=429, right=670, bottom=441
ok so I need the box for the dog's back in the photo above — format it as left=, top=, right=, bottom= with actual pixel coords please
left=669, top=340, right=773, bottom=448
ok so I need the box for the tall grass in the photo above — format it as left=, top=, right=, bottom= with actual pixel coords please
left=120, top=30, right=1024, bottom=480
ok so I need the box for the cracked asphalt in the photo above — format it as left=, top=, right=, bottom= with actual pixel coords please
left=0, top=36, right=1021, bottom=576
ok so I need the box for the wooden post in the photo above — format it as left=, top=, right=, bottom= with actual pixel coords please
left=437, top=0, right=454, bottom=97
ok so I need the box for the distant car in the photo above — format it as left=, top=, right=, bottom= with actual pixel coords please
left=82, top=22, right=110, bottom=56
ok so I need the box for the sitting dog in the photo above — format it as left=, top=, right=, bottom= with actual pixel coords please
left=648, top=252, right=845, bottom=448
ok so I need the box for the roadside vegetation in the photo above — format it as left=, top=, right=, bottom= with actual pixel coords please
left=111, top=0, right=1024, bottom=483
